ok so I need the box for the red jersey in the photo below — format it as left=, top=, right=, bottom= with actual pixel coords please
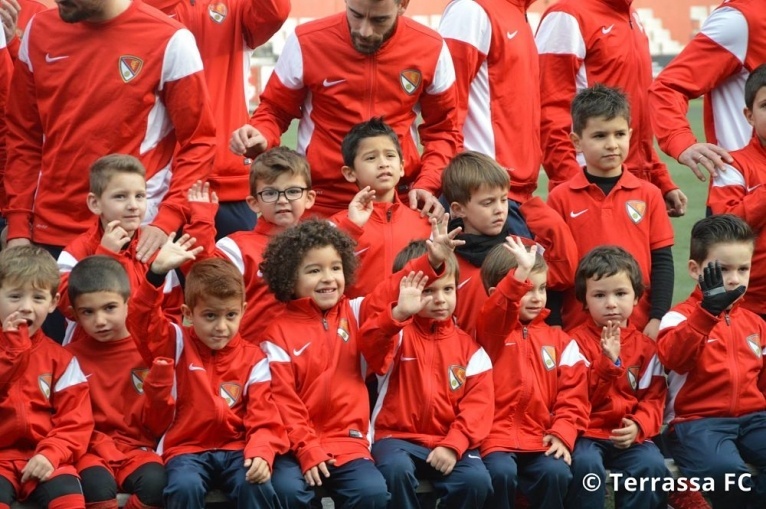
left=536, top=0, right=676, bottom=194
left=649, top=0, right=766, bottom=159
left=570, top=321, right=666, bottom=441
left=57, top=219, right=183, bottom=325
left=249, top=13, right=460, bottom=217
left=330, top=197, right=432, bottom=298
left=658, top=289, right=766, bottom=425
left=260, top=296, right=373, bottom=472
left=547, top=170, right=674, bottom=330
left=707, top=136, right=766, bottom=315
left=438, top=0, right=541, bottom=202
left=0, top=327, right=93, bottom=468
left=0, top=35, right=10, bottom=210
left=150, top=0, right=289, bottom=202
left=4, top=0, right=216, bottom=246
left=477, top=271, right=589, bottom=454
left=127, top=275, right=288, bottom=464
left=359, top=260, right=493, bottom=457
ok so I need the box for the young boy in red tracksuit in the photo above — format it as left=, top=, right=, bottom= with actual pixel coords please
left=57, top=154, right=183, bottom=333
left=477, top=237, right=589, bottom=509
left=330, top=117, right=433, bottom=298
left=547, top=84, right=674, bottom=337
left=565, top=246, right=668, bottom=509
left=127, top=238, right=289, bottom=509
left=65, top=256, right=174, bottom=509
left=187, top=147, right=317, bottom=343
left=708, top=64, right=766, bottom=319
left=658, top=214, right=766, bottom=508
left=258, top=219, right=390, bottom=508
left=442, top=151, right=578, bottom=336
left=0, top=245, right=93, bottom=509
left=359, top=241, right=493, bottom=509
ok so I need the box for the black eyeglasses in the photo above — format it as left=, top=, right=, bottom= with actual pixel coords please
left=256, top=187, right=309, bottom=203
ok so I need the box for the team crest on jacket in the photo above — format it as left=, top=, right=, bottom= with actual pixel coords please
left=208, top=2, right=228, bottom=23
left=337, top=318, right=350, bottom=342
left=119, top=56, right=144, bottom=83
left=627, top=366, right=639, bottom=391
left=541, top=346, right=556, bottom=371
left=219, top=383, right=242, bottom=408
left=746, top=334, right=762, bottom=358
left=448, top=365, right=466, bottom=391
left=625, top=200, right=646, bottom=224
left=400, top=69, right=422, bottom=95
left=131, top=368, right=150, bottom=394
left=38, top=374, right=52, bottom=400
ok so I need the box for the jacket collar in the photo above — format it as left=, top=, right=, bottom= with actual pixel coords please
left=412, top=314, right=456, bottom=338
left=569, top=167, right=641, bottom=191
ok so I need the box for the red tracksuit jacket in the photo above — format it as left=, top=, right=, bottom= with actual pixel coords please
left=0, top=327, right=93, bottom=468
left=658, top=290, right=766, bottom=426
left=536, top=0, right=677, bottom=195
left=477, top=271, right=589, bottom=455
left=570, top=321, right=666, bottom=441
left=249, top=13, right=460, bottom=216
left=127, top=274, right=288, bottom=464
left=707, top=136, right=766, bottom=315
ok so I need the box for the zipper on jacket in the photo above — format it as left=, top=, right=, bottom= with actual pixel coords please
left=386, top=208, right=393, bottom=223
left=322, top=317, right=329, bottom=331
left=724, top=312, right=731, bottom=326
left=522, top=326, right=528, bottom=339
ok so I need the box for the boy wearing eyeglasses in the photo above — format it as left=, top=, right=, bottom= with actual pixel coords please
left=186, top=147, right=316, bottom=343
left=330, top=118, right=434, bottom=298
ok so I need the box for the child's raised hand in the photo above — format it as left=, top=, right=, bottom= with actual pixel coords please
left=150, top=233, right=203, bottom=274
left=392, top=271, right=430, bottom=321
left=426, top=446, right=457, bottom=476
left=600, top=320, right=621, bottom=363
left=610, top=418, right=639, bottom=449
left=188, top=180, right=218, bottom=204
left=348, top=186, right=376, bottom=228
left=426, top=213, right=465, bottom=269
left=2, top=311, right=28, bottom=332
left=101, top=220, right=131, bottom=253
left=244, top=457, right=270, bottom=484
left=503, top=236, right=536, bottom=282
left=20, top=454, right=54, bottom=483
left=543, top=434, right=572, bottom=465
left=303, top=459, right=335, bottom=487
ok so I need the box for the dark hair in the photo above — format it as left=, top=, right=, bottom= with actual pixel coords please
left=185, top=258, right=245, bottom=310
left=689, top=214, right=755, bottom=264
left=442, top=151, right=510, bottom=205
left=341, top=117, right=403, bottom=167
left=249, top=147, right=312, bottom=196
left=68, top=256, right=130, bottom=305
left=392, top=240, right=459, bottom=283
left=574, top=246, right=644, bottom=303
left=0, top=245, right=60, bottom=295
left=90, top=154, right=146, bottom=196
left=480, top=242, right=546, bottom=293
left=745, top=64, right=766, bottom=110
left=260, top=219, right=358, bottom=302
left=571, top=83, right=631, bottom=135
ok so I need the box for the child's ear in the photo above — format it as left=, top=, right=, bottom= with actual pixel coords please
left=450, top=201, right=465, bottom=218
left=305, top=189, right=317, bottom=210
left=688, top=259, right=702, bottom=282
left=569, top=132, right=582, bottom=153
left=49, top=293, right=60, bottom=314
left=487, top=286, right=496, bottom=296
left=181, top=304, right=192, bottom=322
left=245, top=195, right=261, bottom=215
left=86, top=193, right=102, bottom=215
left=341, top=165, right=357, bottom=184
left=745, top=107, right=755, bottom=127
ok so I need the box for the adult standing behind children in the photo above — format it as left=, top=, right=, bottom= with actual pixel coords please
left=229, top=0, right=459, bottom=218
left=4, top=0, right=216, bottom=261
left=147, top=0, right=290, bottom=238
left=648, top=0, right=766, bottom=181
left=438, top=0, right=542, bottom=204
left=536, top=0, right=687, bottom=217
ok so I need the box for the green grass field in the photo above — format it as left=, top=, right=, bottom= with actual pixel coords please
left=280, top=99, right=708, bottom=305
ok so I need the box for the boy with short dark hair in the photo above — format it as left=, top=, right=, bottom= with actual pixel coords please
left=658, top=214, right=766, bottom=507
left=188, top=146, right=316, bottom=342
left=565, top=246, right=668, bottom=509
left=442, top=150, right=578, bottom=335
left=0, top=245, right=93, bottom=509
left=127, top=237, right=288, bottom=509
left=477, top=237, right=589, bottom=509
left=57, top=154, right=183, bottom=330
left=330, top=117, right=433, bottom=298
left=359, top=240, right=493, bottom=509
left=707, top=64, right=766, bottom=319
left=65, top=256, right=172, bottom=509
left=547, top=84, right=675, bottom=338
